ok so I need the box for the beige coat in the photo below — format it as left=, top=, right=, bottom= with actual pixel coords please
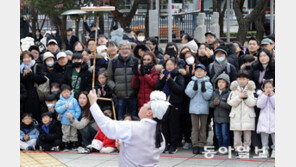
left=227, top=80, right=257, bottom=131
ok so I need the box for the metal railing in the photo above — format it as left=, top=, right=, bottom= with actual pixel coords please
left=25, top=11, right=207, bottom=41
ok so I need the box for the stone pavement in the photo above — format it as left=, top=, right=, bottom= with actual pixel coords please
left=49, top=149, right=275, bottom=167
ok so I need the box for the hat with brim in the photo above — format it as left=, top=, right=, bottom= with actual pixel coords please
left=43, top=52, right=55, bottom=61
left=205, top=31, right=216, bottom=37
left=214, top=48, right=227, bottom=56
left=195, top=63, right=207, bottom=71
left=261, top=38, right=273, bottom=45
left=47, top=39, right=58, bottom=46
left=56, top=52, right=67, bottom=60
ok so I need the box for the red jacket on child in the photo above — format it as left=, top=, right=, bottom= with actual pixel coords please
left=94, top=126, right=116, bottom=148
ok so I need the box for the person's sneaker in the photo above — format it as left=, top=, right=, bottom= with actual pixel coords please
left=63, top=142, right=70, bottom=152
left=262, top=148, right=269, bottom=158
left=51, top=146, right=60, bottom=152
left=183, top=142, right=191, bottom=150
left=71, top=142, right=79, bottom=151
left=168, top=146, right=178, bottom=154
left=192, top=146, right=200, bottom=154
left=198, top=146, right=204, bottom=154
left=26, top=146, right=35, bottom=151
left=163, top=145, right=170, bottom=153
left=78, top=147, right=91, bottom=154
left=270, top=149, right=275, bottom=159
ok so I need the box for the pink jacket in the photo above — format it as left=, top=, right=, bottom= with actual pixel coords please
left=256, top=93, right=275, bottom=134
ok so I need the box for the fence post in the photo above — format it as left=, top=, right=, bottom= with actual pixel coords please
left=168, top=0, right=172, bottom=42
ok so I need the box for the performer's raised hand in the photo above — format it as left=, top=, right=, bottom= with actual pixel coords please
left=88, top=89, right=98, bottom=106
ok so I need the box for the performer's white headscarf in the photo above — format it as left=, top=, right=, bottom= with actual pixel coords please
left=150, top=90, right=170, bottom=120
left=149, top=90, right=171, bottom=148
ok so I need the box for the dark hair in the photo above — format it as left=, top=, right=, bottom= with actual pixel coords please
left=82, top=48, right=91, bottom=54
left=102, top=105, right=112, bottom=112
left=21, top=113, right=33, bottom=120
left=133, top=44, right=150, bottom=59
left=262, top=79, right=274, bottom=88
left=146, top=37, right=158, bottom=46
left=51, top=82, right=60, bottom=89
left=97, top=71, right=107, bottom=78
left=141, top=51, right=157, bottom=65
left=73, top=41, right=85, bottom=51
left=165, top=42, right=179, bottom=56
left=78, top=91, right=94, bottom=122
left=164, top=57, right=177, bottom=67
left=225, top=43, right=236, bottom=55
left=28, top=45, right=40, bottom=53
left=45, top=93, right=57, bottom=101
left=256, top=49, right=274, bottom=71
left=236, top=70, right=250, bottom=79
left=41, top=112, right=53, bottom=118
left=106, top=41, right=118, bottom=48
left=213, top=39, right=225, bottom=46
left=198, top=43, right=210, bottom=49
left=136, top=30, right=145, bottom=36
left=87, top=38, right=96, bottom=46
left=248, top=37, right=260, bottom=45
left=61, top=84, right=71, bottom=92
left=182, top=33, right=193, bottom=42
left=20, top=51, right=34, bottom=60
left=36, top=29, right=41, bottom=33
left=123, top=113, right=132, bottom=120
left=72, top=52, right=83, bottom=60
left=234, top=41, right=244, bottom=50
left=243, top=55, right=255, bottom=63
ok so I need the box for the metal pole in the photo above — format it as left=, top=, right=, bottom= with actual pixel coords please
left=270, top=0, right=274, bottom=34
left=92, top=15, right=99, bottom=89
left=226, top=0, right=230, bottom=42
left=168, top=0, right=172, bottom=42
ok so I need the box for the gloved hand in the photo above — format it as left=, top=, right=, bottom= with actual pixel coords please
left=193, top=80, right=198, bottom=91
left=140, top=65, right=147, bottom=76
left=132, top=63, right=139, bottom=76
left=201, top=81, right=206, bottom=92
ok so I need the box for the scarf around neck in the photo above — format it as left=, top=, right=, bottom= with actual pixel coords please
left=162, top=69, right=178, bottom=97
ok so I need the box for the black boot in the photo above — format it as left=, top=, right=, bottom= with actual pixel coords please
left=192, top=146, right=199, bottom=154
left=72, top=141, right=79, bottom=150
left=63, top=142, right=69, bottom=151
left=198, top=146, right=204, bottom=154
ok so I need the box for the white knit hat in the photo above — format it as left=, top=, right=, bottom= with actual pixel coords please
left=150, top=91, right=170, bottom=120
left=96, top=45, right=108, bottom=54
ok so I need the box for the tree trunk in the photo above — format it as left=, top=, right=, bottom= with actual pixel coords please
left=255, top=0, right=268, bottom=41
left=236, top=20, right=249, bottom=44
left=233, top=0, right=267, bottom=43
left=30, top=8, right=38, bottom=34
left=60, top=16, right=67, bottom=49
left=145, top=0, right=151, bottom=37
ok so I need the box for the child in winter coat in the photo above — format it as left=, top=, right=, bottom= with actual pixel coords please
left=227, top=70, right=257, bottom=154
left=55, top=84, right=81, bottom=151
left=20, top=113, right=39, bottom=150
left=95, top=71, right=114, bottom=110
left=37, top=112, right=62, bottom=151
left=91, top=109, right=116, bottom=153
left=209, top=73, right=231, bottom=150
left=185, top=64, right=213, bottom=155
left=155, top=57, right=186, bottom=154
left=256, top=79, right=275, bottom=158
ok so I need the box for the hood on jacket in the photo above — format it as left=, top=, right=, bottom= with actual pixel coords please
left=215, top=72, right=230, bottom=88
left=59, top=91, right=74, bottom=101
left=191, top=75, right=210, bottom=82
left=230, top=80, right=256, bottom=91
left=111, top=28, right=124, bottom=36
left=183, top=40, right=198, bottom=53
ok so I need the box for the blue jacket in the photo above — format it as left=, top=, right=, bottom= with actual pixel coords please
left=185, top=75, right=213, bottom=115
left=20, top=123, right=39, bottom=141
left=55, top=92, right=81, bottom=125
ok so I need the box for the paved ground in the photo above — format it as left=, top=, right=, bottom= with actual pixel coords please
left=46, top=130, right=275, bottom=167
left=48, top=149, right=275, bottom=167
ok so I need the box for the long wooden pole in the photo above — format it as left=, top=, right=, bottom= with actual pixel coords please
left=92, top=15, right=99, bottom=89
left=97, top=97, right=117, bottom=120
